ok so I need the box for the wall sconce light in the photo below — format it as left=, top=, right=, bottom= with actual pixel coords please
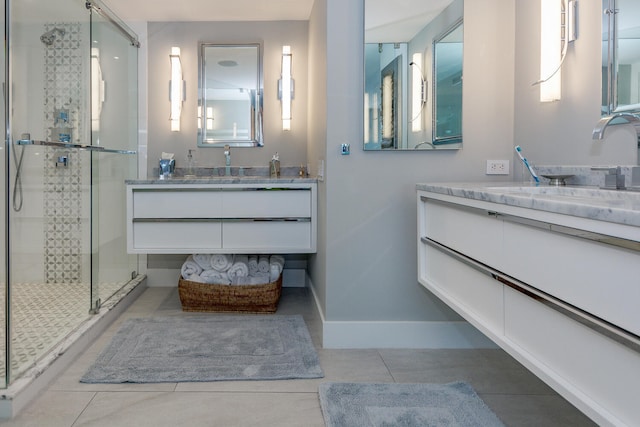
left=410, top=54, right=427, bottom=132
left=537, top=0, right=578, bottom=102
left=278, top=45, right=294, bottom=131
left=169, top=46, right=185, bottom=131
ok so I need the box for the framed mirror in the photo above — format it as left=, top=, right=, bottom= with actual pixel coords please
left=198, top=43, right=264, bottom=147
left=602, top=0, right=640, bottom=115
left=364, top=0, right=463, bottom=151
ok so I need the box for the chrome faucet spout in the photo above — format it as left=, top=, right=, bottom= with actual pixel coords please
left=592, top=112, right=640, bottom=141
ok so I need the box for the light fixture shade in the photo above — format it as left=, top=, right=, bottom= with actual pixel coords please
left=279, top=45, right=293, bottom=131
left=411, top=53, right=423, bottom=132
left=170, top=46, right=184, bottom=131
left=540, top=0, right=562, bottom=102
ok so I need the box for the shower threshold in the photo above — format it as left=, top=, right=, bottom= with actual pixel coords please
left=0, top=274, right=147, bottom=419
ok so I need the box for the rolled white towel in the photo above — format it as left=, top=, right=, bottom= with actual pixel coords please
left=231, top=273, right=270, bottom=286
left=211, top=254, right=234, bottom=272
left=257, top=255, right=270, bottom=273
left=247, top=255, right=259, bottom=276
left=269, top=255, right=285, bottom=281
left=186, top=273, right=205, bottom=283
left=227, top=255, right=250, bottom=281
left=200, top=269, right=231, bottom=285
left=270, top=254, right=285, bottom=270
left=181, top=255, right=203, bottom=279
left=192, top=254, right=213, bottom=270
left=270, top=265, right=282, bottom=282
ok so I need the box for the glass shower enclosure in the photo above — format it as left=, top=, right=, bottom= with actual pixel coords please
left=1, top=0, right=140, bottom=388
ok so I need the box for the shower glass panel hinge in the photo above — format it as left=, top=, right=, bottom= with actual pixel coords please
left=89, top=298, right=101, bottom=315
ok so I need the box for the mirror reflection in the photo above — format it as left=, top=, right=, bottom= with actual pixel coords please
left=364, top=0, right=463, bottom=151
left=433, top=20, right=463, bottom=146
left=602, top=0, right=640, bottom=115
left=198, top=43, right=264, bottom=147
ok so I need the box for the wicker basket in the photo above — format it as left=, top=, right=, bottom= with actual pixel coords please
left=178, top=273, right=283, bottom=313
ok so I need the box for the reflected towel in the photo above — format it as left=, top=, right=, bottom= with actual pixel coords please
left=269, top=255, right=285, bottom=281
left=200, top=269, right=231, bottom=285
left=192, top=254, right=213, bottom=270
left=211, top=254, right=234, bottom=272
left=181, top=256, right=203, bottom=279
left=231, top=273, right=270, bottom=286
left=257, top=255, right=270, bottom=273
left=248, top=255, right=259, bottom=276
left=227, top=255, right=250, bottom=281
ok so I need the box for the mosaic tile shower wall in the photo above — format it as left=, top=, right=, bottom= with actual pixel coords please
left=42, top=22, right=86, bottom=284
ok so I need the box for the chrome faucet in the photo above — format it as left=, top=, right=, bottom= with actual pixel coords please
left=592, top=112, right=640, bottom=142
left=224, top=144, right=231, bottom=176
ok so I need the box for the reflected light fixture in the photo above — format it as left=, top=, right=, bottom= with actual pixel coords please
left=91, top=47, right=105, bottom=132
left=537, top=0, right=578, bottom=102
left=169, top=47, right=185, bottom=131
left=410, top=54, right=427, bottom=132
left=278, top=45, right=294, bottom=131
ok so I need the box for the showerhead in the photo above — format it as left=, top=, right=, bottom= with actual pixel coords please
left=40, top=28, right=65, bottom=46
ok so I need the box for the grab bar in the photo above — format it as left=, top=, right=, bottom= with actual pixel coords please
left=16, top=138, right=136, bottom=155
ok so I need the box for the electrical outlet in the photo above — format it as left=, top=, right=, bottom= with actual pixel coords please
left=486, top=160, right=510, bottom=175
left=317, top=159, right=325, bottom=181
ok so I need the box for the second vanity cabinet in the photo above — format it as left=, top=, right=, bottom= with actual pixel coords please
left=127, top=181, right=317, bottom=254
left=417, top=188, right=640, bottom=427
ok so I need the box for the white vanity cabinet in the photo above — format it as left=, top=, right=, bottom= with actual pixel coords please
left=127, top=181, right=317, bottom=254
left=417, top=189, right=640, bottom=427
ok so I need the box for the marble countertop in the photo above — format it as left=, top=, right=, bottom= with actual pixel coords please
left=416, top=182, right=640, bottom=228
left=127, top=176, right=318, bottom=185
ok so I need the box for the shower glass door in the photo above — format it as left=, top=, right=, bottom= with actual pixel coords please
left=1, top=0, right=7, bottom=390
left=89, top=6, right=138, bottom=309
left=7, top=0, right=92, bottom=384
left=4, top=0, right=138, bottom=385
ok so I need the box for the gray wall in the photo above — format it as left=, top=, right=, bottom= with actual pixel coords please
left=141, top=0, right=637, bottom=340
left=308, top=0, right=517, bottom=322
left=147, top=21, right=309, bottom=173
left=513, top=1, right=638, bottom=167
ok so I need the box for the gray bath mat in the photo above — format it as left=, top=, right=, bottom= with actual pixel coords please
left=81, top=314, right=323, bottom=383
left=319, top=381, right=504, bottom=427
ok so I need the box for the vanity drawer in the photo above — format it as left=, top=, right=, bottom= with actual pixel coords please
left=131, top=221, right=222, bottom=252
left=222, top=190, right=311, bottom=218
left=223, top=220, right=312, bottom=252
left=502, top=219, right=640, bottom=337
left=420, top=198, right=503, bottom=268
left=132, top=190, right=223, bottom=219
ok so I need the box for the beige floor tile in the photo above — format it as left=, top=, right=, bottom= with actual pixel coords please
left=73, top=391, right=324, bottom=427
left=0, top=391, right=95, bottom=427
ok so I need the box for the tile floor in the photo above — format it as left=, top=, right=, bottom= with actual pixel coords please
left=0, top=287, right=595, bottom=427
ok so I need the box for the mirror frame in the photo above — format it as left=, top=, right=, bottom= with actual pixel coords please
left=432, top=18, right=463, bottom=146
left=197, top=42, right=264, bottom=147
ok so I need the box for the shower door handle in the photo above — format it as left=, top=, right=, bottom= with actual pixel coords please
left=15, top=138, right=136, bottom=155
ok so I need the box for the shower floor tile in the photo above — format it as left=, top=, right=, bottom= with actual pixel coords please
left=0, top=281, right=127, bottom=381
